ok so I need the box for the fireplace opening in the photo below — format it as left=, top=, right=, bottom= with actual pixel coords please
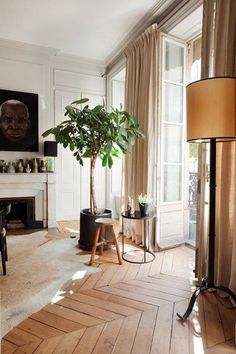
left=0, top=197, right=43, bottom=229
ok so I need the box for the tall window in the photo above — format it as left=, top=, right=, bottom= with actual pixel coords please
left=158, top=35, right=186, bottom=247
left=106, top=67, right=125, bottom=217
left=161, top=38, right=185, bottom=204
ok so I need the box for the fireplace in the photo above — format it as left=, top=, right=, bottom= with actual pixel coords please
left=0, top=197, right=43, bottom=229
left=0, top=173, right=56, bottom=228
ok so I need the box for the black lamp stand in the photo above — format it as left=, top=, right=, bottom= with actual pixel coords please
left=177, top=138, right=236, bottom=321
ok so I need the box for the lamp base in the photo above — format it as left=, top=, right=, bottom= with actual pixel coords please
left=47, top=157, right=54, bottom=172
left=177, top=277, right=236, bottom=320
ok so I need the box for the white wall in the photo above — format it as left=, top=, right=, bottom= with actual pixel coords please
left=0, top=48, right=52, bottom=160
left=0, top=40, right=106, bottom=222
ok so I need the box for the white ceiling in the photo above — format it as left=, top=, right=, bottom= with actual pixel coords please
left=0, top=0, right=159, bottom=62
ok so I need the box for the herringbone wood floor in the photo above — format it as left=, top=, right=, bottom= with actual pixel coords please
left=1, top=240, right=236, bottom=354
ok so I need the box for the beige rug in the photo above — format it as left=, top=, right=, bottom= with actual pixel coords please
left=0, top=230, right=99, bottom=337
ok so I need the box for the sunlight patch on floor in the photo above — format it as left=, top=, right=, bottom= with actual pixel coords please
left=65, top=227, right=80, bottom=234
left=72, top=269, right=88, bottom=280
left=191, top=303, right=204, bottom=354
left=51, top=290, right=66, bottom=304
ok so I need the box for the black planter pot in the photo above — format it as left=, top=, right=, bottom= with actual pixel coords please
left=139, top=203, right=150, bottom=217
left=79, top=208, right=112, bottom=251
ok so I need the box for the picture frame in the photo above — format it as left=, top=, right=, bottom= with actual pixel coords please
left=0, top=89, right=38, bottom=152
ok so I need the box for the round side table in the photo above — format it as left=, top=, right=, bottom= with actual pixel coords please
left=121, top=210, right=155, bottom=264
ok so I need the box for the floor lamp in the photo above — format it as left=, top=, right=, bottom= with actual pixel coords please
left=177, top=77, right=236, bottom=321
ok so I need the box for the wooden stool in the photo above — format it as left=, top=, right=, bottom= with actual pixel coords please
left=89, top=218, right=122, bottom=266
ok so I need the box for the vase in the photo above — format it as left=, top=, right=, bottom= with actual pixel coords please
left=139, top=203, right=150, bottom=217
left=39, top=159, right=47, bottom=172
left=16, top=160, right=24, bottom=173
left=7, top=162, right=16, bottom=173
left=25, top=163, right=31, bottom=173
left=32, top=158, right=38, bottom=173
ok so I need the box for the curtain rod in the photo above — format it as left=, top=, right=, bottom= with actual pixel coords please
left=105, top=0, right=203, bottom=75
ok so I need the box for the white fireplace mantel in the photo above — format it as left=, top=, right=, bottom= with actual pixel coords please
left=0, top=173, right=56, bottom=228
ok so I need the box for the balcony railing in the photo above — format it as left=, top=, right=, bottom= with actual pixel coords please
left=188, top=172, right=198, bottom=208
left=188, top=172, right=198, bottom=242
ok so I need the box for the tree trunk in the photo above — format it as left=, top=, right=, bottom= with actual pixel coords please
left=90, top=155, right=98, bottom=214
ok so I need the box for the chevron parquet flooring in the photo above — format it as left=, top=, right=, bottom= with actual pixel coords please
left=1, top=244, right=236, bottom=354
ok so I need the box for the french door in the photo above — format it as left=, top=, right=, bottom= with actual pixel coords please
left=158, top=34, right=187, bottom=248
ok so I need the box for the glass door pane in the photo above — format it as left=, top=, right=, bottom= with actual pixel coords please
left=164, top=124, right=183, bottom=163
left=164, top=42, right=184, bottom=83
left=163, top=165, right=182, bottom=202
left=164, top=83, right=183, bottom=122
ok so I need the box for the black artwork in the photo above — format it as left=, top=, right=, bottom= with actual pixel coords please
left=0, top=89, right=38, bottom=152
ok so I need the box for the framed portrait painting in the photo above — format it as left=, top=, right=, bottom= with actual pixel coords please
left=0, top=89, right=38, bottom=152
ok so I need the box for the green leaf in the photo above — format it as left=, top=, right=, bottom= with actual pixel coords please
left=58, top=135, right=64, bottom=143
left=108, top=155, right=113, bottom=168
left=76, top=154, right=83, bottom=166
left=71, top=98, right=89, bottom=105
left=135, top=130, right=145, bottom=139
left=120, top=127, right=128, bottom=138
left=91, top=113, right=102, bottom=124
left=79, top=131, right=84, bottom=141
left=42, top=128, right=53, bottom=137
left=82, top=149, right=92, bottom=158
left=93, top=105, right=104, bottom=113
left=65, top=106, right=76, bottom=115
left=104, top=142, right=112, bottom=153
left=128, top=134, right=135, bottom=145
left=61, top=120, right=72, bottom=125
left=70, top=142, right=75, bottom=151
left=102, top=154, right=108, bottom=167
left=111, top=149, right=121, bottom=158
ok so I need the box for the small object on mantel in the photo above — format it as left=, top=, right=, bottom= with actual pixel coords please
left=7, top=162, right=16, bottom=173
left=25, top=163, right=31, bottom=173
left=0, top=160, right=6, bottom=173
left=16, top=160, right=24, bottom=173
left=39, top=159, right=47, bottom=172
left=70, top=235, right=76, bottom=239
left=32, top=158, right=38, bottom=173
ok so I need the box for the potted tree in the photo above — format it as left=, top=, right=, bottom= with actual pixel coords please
left=42, top=98, right=144, bottom=250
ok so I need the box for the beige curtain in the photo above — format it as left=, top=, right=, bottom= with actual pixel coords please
left=199, top=0, right=236, bottom=292
left=122, top=24, right=159, bottom=249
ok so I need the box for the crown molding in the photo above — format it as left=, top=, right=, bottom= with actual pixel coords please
left=0, top=38, right=59, bottom=63
left=0, top=38, right=106, bottom=76
left=53, top=53, right=105, bottom=76
left=105, top=0, right=174, bottom=70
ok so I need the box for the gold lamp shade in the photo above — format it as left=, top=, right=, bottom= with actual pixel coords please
left=187, top=77, right=236, bottom=142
